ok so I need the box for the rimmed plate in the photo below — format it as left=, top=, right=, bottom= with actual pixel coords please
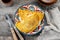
left=15, top=4, right=45, bottom=36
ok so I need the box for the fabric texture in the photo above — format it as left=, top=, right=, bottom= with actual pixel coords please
left=0, top=0, right=60, bottom=40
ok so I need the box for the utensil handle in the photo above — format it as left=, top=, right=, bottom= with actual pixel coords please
left=6, top=14, right=24, bottom=40
left=10, top=28, right=18, bottom=40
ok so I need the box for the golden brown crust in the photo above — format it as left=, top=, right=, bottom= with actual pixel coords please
left=15, top=9, right=44, bottom=33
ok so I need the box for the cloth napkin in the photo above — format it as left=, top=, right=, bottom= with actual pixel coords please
left=44, top=7, right=60, bottom=32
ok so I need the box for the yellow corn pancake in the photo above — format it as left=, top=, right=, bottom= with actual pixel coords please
left=15, top=9, right=44, bottom=33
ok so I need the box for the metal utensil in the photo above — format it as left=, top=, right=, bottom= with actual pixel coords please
left=5, top=14, right=24, bottom=40
left=6, top=19, right=18, bottom=40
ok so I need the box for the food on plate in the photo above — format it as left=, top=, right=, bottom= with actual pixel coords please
left=15, top=8, right=44, bottom=33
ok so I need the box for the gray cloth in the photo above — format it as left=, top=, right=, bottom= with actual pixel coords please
left=0, top=0, right=60, bottom=40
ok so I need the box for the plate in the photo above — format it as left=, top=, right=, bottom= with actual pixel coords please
left=15, top=4, right=45, bottom=36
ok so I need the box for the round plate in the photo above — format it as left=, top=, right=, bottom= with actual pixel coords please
left=15, top=4, right=45, bottom=36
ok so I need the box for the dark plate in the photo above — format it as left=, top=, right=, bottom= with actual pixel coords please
left=14, top=4, right=46, bottom=36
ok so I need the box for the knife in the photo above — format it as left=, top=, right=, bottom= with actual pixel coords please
left=5, top=14, right=24, bottom=40
left=6, top=18, right=18, bottom=40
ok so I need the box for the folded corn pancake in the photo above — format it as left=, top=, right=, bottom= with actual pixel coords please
left=15, top=9, right=44, bottom=33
